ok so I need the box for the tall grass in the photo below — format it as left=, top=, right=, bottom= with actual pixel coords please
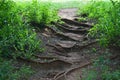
left=0, top=60, right=33, bottom=80
left=80, top=0, right=120, bottom=47
left=82, top=55, right=120, bottom=80
left=0, top=0, right=43, bottom=79
left=80, top=1, right=120, bottom=80
left=19, top=0, right=59, bottom=28
left=0, top=0, right=42, bottom=59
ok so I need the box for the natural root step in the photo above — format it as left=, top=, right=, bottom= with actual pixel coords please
left=64, top=33, right=84, bottom=41
left=19, top=57, right=72, bottom=65
left=61, top=18, right=93, bottom=27
left=56, top=41, right=76, bottom=48
left=55, top=23, right=88, bottom=34
left=54, top=61, right=92, bottom=80
left=54, top=54, right=119, bottom=80
left=46, top=26, right=85, bottom=41
left=47, top=40, right=98, bottom=54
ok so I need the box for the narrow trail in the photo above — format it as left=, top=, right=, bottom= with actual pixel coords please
left=27, top=8, right=98, bottom=80
left=17, top=8, right=119, bottom=80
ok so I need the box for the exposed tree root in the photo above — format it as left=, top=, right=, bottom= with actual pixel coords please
left=33, top=54, right=57, bottom=60
left=54, top=71, right=65, bottom=80
left=61, top=18, right=93, bottom=27
left=19, top=57, right=72, bottom=65
left=47, top=40, right=98, bottom=53
left=54, top=54, right=119, bottom=80
left=76, top=40, right=98, bottom=49
left=56, top=41, right=76, bottom=48
left=47, top=43, right=65, bottom=52
left=46, top=44, right=70, bottom=57
left=54, top=61, right=92, bottom=80
left=63, top=33, right=84, bottom=41
left=46, top=26, right=85, bottom=41
left=54, top=23, right=89, bottom=34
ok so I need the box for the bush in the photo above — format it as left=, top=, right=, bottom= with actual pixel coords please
left=80, top=0, right=120, bottom=47
left=80, top=1, right=111, bottom=19
left=25, top=0, right=59, bottom=28
left=0, top=60, right=33, bottom=80
left=0, top=0, right=42, bottom=59
left=102, top=70, right=120, bottom=80
left=82, top=55, right=120, bottom=80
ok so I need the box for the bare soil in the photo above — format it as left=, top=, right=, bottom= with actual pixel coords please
left=16, top=8, right=120, bottom=80
left=58, top=8, right=78, bottom=20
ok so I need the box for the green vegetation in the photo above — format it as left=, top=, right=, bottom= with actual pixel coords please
left=0, top=60, right=33, bottom=80
left=0, top=0, right=59, bottom=79
left=80, top=0, right=120, bottom=47
left=79, top=0, right=120, bottom=80
left=0, top=0, right=42, bottom=59
left=0, top=0, right=120, bottom=79
left=51, top=1, right=83, bottom=9
left=82, top=55, right=120, bottom=80
left=25, top=0, right=59, bottom=28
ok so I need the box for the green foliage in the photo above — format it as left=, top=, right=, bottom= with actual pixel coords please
left=80, top=1, right=112, bottom=19
left=82, top=70, right=97, bottom=80
left=102, top=70, right=120, bottom=80
left=82, top=55, right=120, bottom=80
left=80, top=0, right=120, bottom=47
left=25, top=0, right=59, bottom=28
left=78, top=17, right=87, bottom=22
left=0, top=0, right=42, bottom=59
left=0, top=60, right=33, bottom=80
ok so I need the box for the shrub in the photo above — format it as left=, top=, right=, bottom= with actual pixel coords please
left=80, top=1, right=111, bottom=19
left=25, top=0, right=59, bottom=28
left=0, top=0, right=42, bottom=59
left=90, top=0, right=120, bottom=47
left=80, top=0, right=120, bottom=47
left=102, top=70, right=120, bottom=80
left=82, top=55, right=120, bottom=80
left=0, top=60, right=33, bottom=80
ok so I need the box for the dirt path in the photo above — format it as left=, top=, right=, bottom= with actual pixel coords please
left=24, top=8, right=98, bottom=80
left=58, top=8, right=78, bottom=20
left=16, top=8, right=118, bottom=80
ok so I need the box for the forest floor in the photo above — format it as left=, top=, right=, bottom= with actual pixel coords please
left=16, top=8, right=120, bottom=80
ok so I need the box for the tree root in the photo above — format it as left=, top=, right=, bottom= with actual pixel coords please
left=55, top=23, right=89, bottom=34
left=19, top=57, right=72, bottom=65
left=54, top=71, right=65, bottom=80
left=61, top=18, right=93, bottom=27
left=76, top=40, right=98, bottom=49
left=54, top=61, right=92, bottom=80
left=47, top=40, right=98, bottom=54
left=54, top=54, right=119, bottom=80
left=46, top=26, right=85, bottom=41
left=47, top=43, right=65, bottom=52
left=33, top=54, right=57, bottom=60
left=46, top=44, right=70, bottom=57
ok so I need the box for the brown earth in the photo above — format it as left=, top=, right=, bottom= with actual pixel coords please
left=16, top=8, right=120, bottom=80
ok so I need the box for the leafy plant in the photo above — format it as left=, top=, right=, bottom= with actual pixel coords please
left=80, top=0, right=120, bottom=47
left=0, top=0, right=42, bottom=59
left=0, top=60, right=33, bottom=80
left=82, top=55, right=120, bottom=80
left=102, top=70, right=120, bottom=80
left=25, top=0, right=59, bottom=28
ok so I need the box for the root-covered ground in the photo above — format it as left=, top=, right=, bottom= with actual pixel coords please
left=16, top=8, right=120, bottom=80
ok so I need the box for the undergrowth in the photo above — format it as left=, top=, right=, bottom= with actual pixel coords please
left=22, top=0, right=59, bottom=28
left=0, top=0, right=43, bottom=59
left=0, top=0, right=45, bottom=79
left=80, top=0, right=120, bottom=47
left=79, top=1, right=120, bottom=80
left=82, top=54, right=120, bottom=80
left=0, top=59, right=33, bottom=80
